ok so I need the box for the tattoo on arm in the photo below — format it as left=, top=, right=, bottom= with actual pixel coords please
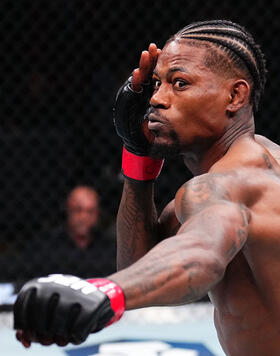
left=262, top=153, right=280, bottom=179
left=179, top=174, right=233, bottom=220
left=114, top=174, right=250, bottom=308
left=117, top=182, right=158, bottom=267
left=226, top=240, right=238, bottom=259
left=225, top=203, right=248, bottom=258
left=179, top=175, right=249, bottom=261
left=117, top=241, right=206, bottom=306
left=183, top=261, right=203, bottom=301
left=263, top=153, right=273, bottom=169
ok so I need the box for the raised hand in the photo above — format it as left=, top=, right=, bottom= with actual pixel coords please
left=113, top=43, right=161, bottom=155
left=131, top=43, right=161, bottom=92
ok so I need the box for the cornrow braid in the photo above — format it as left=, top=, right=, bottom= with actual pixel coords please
left=169, top=20, right=267, bottom=112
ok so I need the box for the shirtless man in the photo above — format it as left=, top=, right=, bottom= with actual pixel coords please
left=14, top=20, right=280, bottom=355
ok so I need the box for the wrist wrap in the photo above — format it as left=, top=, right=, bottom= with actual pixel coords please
left=87, top=278, right=125, bottom=325
left=122, top=146, right=164, bottom=181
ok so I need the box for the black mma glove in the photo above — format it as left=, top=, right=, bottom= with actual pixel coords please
left=14, top=274, right=125, bottom=345
left=113, top=75, right=152, bottom=156
left=113, top=75, right=164, bottom=181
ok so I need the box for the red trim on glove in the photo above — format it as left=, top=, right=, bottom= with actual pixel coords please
left=122, top=147, right=164, bottom=181
left=87, top=278, right=125, bottom=325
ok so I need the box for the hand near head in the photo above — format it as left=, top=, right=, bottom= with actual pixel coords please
left=113, top=43, right=161, bottom=155
left=131, top=43, right=161, bottom=92
left=113, top=42, right=164, bottom=181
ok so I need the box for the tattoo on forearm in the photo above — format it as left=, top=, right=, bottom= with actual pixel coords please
left=122, top=248, right=205, bottom=305
left=117, top=182, right=158, bottom=267
left=186, top=266, right=204, bottom=301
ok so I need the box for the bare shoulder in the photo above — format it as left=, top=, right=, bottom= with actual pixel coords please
left=174, top=172, right=236, bottom=224
left=159, top=171, right=240, bottom=238
left=255, top=134, right=280, bottom=151
left=175, top=138, right=280, bottom=225
left=159, top=171, right=239, bottom=237
left=255, top=134, right=280, bottom=162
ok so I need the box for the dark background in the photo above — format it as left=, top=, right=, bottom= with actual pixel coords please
left=0, top=0, right=279, bottom=283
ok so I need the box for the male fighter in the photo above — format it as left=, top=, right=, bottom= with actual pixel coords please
left=14, top=20, right=280, bottom=356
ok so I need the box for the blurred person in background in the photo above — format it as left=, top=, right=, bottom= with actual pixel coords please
left=66, top=185, right=100, bottom=249
left=25, top=185, right=116, bottom=279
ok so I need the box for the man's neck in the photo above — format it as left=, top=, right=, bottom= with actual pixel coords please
left=182, top=110, right=255, bottom=175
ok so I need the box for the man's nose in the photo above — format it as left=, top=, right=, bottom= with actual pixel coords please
left=150, top=85, right=170, bottom=109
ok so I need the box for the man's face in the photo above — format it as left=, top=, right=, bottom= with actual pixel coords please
left=67, top=189, right=99, bottom=237
left=148, top=40, right=232, bottom=157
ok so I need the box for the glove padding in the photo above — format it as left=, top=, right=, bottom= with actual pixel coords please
left=113, top=75, right=153, bottom=156
left=13, top=275, right=115, bottom=345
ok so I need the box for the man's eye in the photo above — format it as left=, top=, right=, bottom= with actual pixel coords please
left=153, top=79, right=161, bottom=90
left=173, top=79, right=188, bottom=89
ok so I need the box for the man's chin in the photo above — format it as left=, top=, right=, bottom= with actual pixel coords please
left=148, top=143, right=180, bottom=159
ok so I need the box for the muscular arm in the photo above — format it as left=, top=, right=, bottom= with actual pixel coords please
left=115, top=44, right=165, bottom=270
left=117, top=180, right=181, bottom=270
left=116, top=180, right=159, bottom=270
left=113, top=176, right=250, bottom=309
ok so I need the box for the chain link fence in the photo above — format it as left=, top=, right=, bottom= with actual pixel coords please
left=0, top=0, right=279, bottom=285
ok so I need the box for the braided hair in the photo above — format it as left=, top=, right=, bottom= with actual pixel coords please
left=167, top=20, right=266, bottom=112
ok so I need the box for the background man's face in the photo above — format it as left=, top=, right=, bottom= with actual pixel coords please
left=67, top=187, right=99, bottom=237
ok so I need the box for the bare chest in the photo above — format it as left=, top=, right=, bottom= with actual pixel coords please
left=209, top=251, right=280, bottom=356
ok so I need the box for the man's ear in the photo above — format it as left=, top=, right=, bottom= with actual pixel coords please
left=226, top=79, right=251, bottom=114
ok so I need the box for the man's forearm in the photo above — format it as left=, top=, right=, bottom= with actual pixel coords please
left=116, top=179, right=159, bottom=270
left=113, top=199, right=248, bottom=310
left=111, top=233, right=223, bottom=309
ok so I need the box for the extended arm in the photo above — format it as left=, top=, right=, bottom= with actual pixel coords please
left=113, top=195, right=249, bottom=309
left=14, top=175, right=250, bottom=347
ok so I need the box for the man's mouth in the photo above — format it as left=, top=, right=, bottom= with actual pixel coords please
left=147, top=112, right=165, bottom=131
left=147, top=119, right=164, bottom=131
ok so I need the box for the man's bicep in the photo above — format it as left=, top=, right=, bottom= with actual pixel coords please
left=176, top=201, right=250, bottom=266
